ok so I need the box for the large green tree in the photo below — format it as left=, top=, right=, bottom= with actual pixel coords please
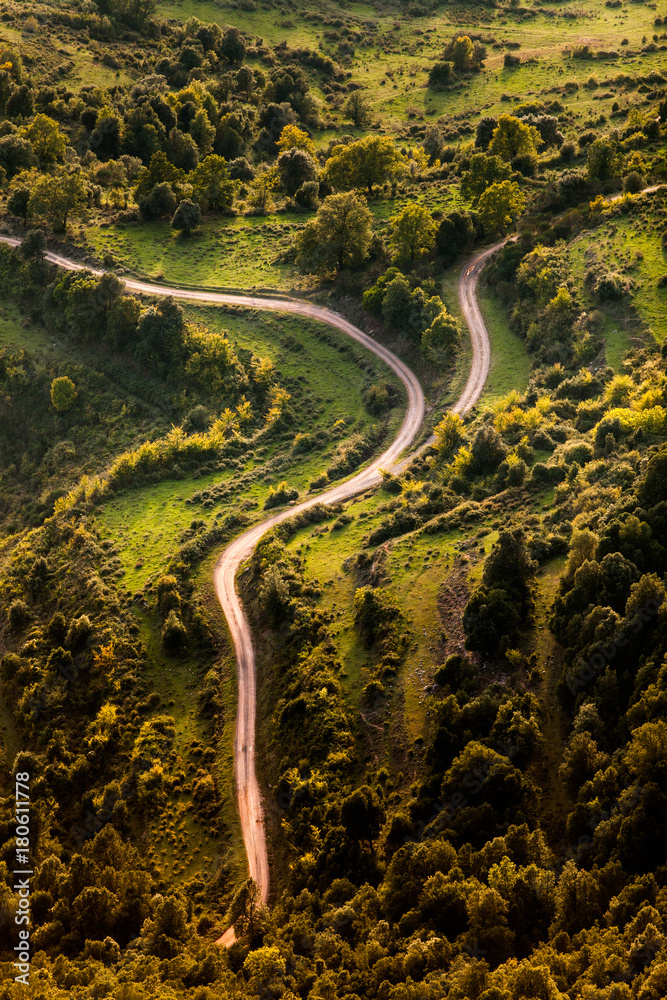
left=388, top=203, right=437, bottom=265
left=295, top=191, right=373, bottom=274
left=19, top=113, right=66, bottom=166
left=28, top=170, right=87, bottom=232
left=461, top=152, right=512, bottom=205
left=477, top=179, right=525, bottom=235
left=189, top=154, right=234, bottom=212
left=489, top=114, right=543, bottom=162
left=324, top=136, right=405, bottom=194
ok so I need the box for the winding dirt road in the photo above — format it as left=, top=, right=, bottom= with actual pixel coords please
left=0, top=231, right=503, bottom=945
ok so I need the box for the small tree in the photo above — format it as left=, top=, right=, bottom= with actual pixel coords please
left=388, top=203, right=437, bottom=265
left=7, top=186, right=30, bottom=227
left=477, top=179, right=525, bottom=235
left=586, top=136, right=620, bottom=181
left=19, top=113, right=67, bottom=166
left=421, top=310, right=460, bottom=366
left=489, top=114, right=542, bottom=162
left=189, top=154, right=234, bottom=212
left=324, top=135, right=405, bottom=195
left=20, top=229, right=46, bottom=260
left=341, top=785, right=386, bottom=850
left=276, top=124, right=315, bottom=156
left=434, top=412, right=464, bottom=456
left=162, top=610, right=188, bottom=654
left=50, top=376, right=78, bottom=412
left=443, top=34, right=486, bottom=72
left=171, top=198, right=201, bottom=235
left=343, top=91, right=372, bottom=128
left=461, top=152, right=511, bottom=205
left=248, top=164, right=279, bottom=214
left=276, top=147, right=318, bottom=196
left=140, top=182, right=178, bottom=221
left=28, top=170, right=87, bottom=232
left=428, top=61, right=453, bottom=89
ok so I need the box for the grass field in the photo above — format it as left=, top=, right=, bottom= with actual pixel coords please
left=87, top=216, right=306, bottom=292
left=477, top=285, right=533, bottom=406
left=157, top=0, right=666, bottom=137
left=566, top=191, right=667, bottom=349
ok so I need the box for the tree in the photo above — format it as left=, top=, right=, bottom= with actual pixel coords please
left=475, top=116, right=498, bottom=149
left=140, top=181, right=178, bottom=221
left=50, top=376, right=78, bottom=412
left=6, top=84, right=34, bottom=119
left=171, top=199, right=201, bottom=235
left=227, top=878, right=263, bottom=937
left=220, top=26, right=246, bottom=65
left=434, top=412, right=464, bottom=456
left=343, top=91, right=372, bottom=128
left=483, top=530, right=536, bottom=610
left=89, top=106, right=123, bottom=160
left=235, top=65, right=254, bottom=99
left=7, top=185, right=30, bottom=226
left=107, top=0, right=157, bottom=29
left=19, top=113, right=66, bottom=166
left=295, top=191, right=373, bottom=275
left=28, top=170, right=87, bottom=232
left=489, top=114, right=543, bottom=161
left=463, top=585, right=521, bottom=653
left=189, top=108, right=215, bottom=158
left=277, top=147, right=318, bottom=196
left=443, top=34, right=486, bottom=72
left=477, top=179, right=525, bottom=235
left=276, top=123, right=315, bottom=156
left=435, top=210, right=475, bottom=265
left=248, top=164, right=279, bottom=214
left=421, top=310, right=460, bottom=366
left=189, top=154, right=234, bottom=212
left=381, top=273, right=416, bottom=331
left=0, top=134, right=36, bottom=177
left=639, top=450, right=667, bottom=509
left=19, top=229, right=46, bottom=260
left=461, top=152, right=511, bottom=205
left=324, top=135, right=405, bottom=194
left=165, top=127, right=199, bottom=171
left=134, top=150, right=185, bottom=199
left=162, top=609, right=188, bottom=653
left=341, top=785, right=386, bottom=850
left=243, top=947, right=287, bottom=998
left=428, top=61, right=453, bottom=89
left=388, top=203, right=437, bottom=265
left=587, top=136, right=621, bottom=181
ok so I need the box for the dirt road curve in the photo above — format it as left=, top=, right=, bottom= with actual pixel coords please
left=0, top=231, right=503, bottom=947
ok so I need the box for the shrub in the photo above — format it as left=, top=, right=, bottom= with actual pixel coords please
left=162, top=610, right=188, bottom=655
left=171, top=199, right=201, bottom=235
left=595, top=271, right=630, bottom=300
left=264, top=481, right=298, bottom=509
left=428, top=61, right=453, bottom=89
left=623, top=171, right=645, bottom=193
left=8, top=599, right=31, bottom=630
left=50, top=376, right=77, bottom=412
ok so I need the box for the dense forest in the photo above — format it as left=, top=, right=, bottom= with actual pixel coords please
left=0, top=0, right=667, bottom=997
